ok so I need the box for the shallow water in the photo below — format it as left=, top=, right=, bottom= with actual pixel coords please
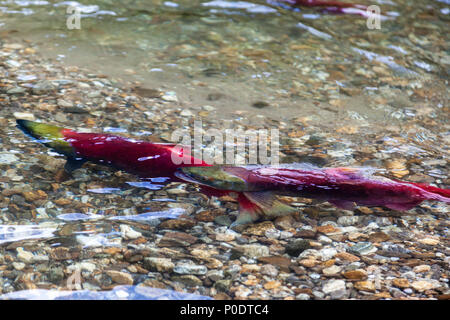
left=1, top=0, right=448, bottom=121
left=0, top=0, right=449, bottom=300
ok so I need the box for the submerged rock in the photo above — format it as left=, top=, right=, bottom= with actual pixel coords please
left=32, top=80, right=56, bottom=94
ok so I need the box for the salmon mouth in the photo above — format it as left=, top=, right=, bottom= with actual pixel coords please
left=174, top=169, right=203, bottom=185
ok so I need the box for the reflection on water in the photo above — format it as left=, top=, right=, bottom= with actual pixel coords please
left=0, top=224, right=57, bottom=245
left=0, top=285, right=212, bottom=300
left=0, top=208, right=185, bottom=245
left=109, top=208, right=185, bottom=221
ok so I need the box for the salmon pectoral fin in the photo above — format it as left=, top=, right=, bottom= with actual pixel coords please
left=231, top=194, right=263, bottom=229
left=243, top=192, right=297, bottom=219
left=384, top=201, right=422, bottom=211
left=328, top=200, right=356, bottom=210
left=64, top=157, right=87, bottom=173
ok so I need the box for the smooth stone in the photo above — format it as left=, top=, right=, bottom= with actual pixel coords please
left=318, top=248, right=338, bottom=261
left=238, top=244, right=270, bottom=259
left=143, top=257, right=174, bottom=273
left=172, top=275, right=202, bottom=287
left=12, top=262, right=26, bottom=270
left=286, top=239, right=311, bottom=257
left=7, top=87, right=26, bottom=95
left=57, top=99, right=73, bottom=107
left=214, top=215, right=232, bottom=227
left=180, top=109, right=193, bottom=117
left=106, top=270, right=134, bottom=285
left=16, top=247, right=34, bottom=264
left=161, top=92, right=178, bottom=102
left=120, top=225, right=142, bottom=240
left=87, top=91, right=101, bottom=98
left=0, top=153, right=19, bottom=165
left=214, top=279, right=232, bottom=292
left=348, top=242, right=377, bottom=255
left=67, top=262, right=97, bottom=273
left=411, top=280, right=441, bottom=292
left=322, top=279, right=347, bottom=299
left=296, top=293, right=311, bottom=300
left=322, top=265, right=342, bottom=275
left=173, top=263, right=207, bottom=275
left=32, top=80, right=56, bottom=94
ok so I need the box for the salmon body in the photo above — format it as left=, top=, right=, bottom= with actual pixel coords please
left=17, top=119, right=449, bottom=228
left=17, top=119, right=209, bottom=178
left=179, top=165, right=450, bottom=225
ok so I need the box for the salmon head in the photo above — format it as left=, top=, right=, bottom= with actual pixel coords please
left=178, top=166, right=250, bottom=192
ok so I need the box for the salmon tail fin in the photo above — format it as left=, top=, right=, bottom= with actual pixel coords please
left=231, top=191, right=297, bottom=229
left=405, top=182, right=450, bottom=204
left=16, top=119, right=76, bottom=157
left=422, top=185, right=450, bottom=202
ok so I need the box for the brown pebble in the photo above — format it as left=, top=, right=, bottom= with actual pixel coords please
left=298, top=258, right=317, bottom=268
left=22, top=190, right=47, bottom=202
left=316, top=225, right=339, bottom=234
left=243, top=221, right=275, bottom=236
left=354, top=281, right=376, bottom=292
left=159, top=218, right=196, bottom=230
left=274, top=215, right=295, bottom=230
left=158, top=231, right=198, bottom=247
left=368, top=231, right=390, bottom=243
left=258, top=256, right=292, bottom=272
left=343, top=269, right=367, bottom=280
left=335, top=252, right=360, bottom=262
left=264, top=280, right=281, bottom=290
left=106, top=270, right=134, bottom=285
left=295, top=229, right=317, bottom=239
left=195, top=210, right=222, bottom=222
left=392, top=278, right=410, bottom=288
left=54, top=198, right=72, bottom=206
left=214, top=293, right=232, bottom=300
left=104, top=247, right=122, bottom=255
left=50, top=247, right=79, bottom=260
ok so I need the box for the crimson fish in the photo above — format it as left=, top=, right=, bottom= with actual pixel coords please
left=16, top=119, right=210, bottom=178
left=284, top=0, right=366, bottom=9
left=281, top=0, right=387, bottom=18
left=177, top=165, right=450, bottom=226
left=17, top=120, right=449, bottom=228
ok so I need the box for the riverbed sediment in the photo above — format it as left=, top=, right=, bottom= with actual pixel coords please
left=0, top=37, right=449, bottom=300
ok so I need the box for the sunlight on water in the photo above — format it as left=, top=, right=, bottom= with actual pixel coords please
left=0, top=224, right=57, bottom=244
left=0, top=285, right=212, bottom=300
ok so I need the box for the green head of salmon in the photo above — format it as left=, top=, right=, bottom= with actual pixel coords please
left=16, top=119, right=75, bottom=157
left=179, top=166, right=249, bottom=192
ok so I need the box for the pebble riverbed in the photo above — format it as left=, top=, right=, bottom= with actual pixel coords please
left=0, top=35, right=449, bottom=300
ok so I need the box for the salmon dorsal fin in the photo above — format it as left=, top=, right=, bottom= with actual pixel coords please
left=324, top=167, right=383, bottom=181
left=243, top=192, right=298, bottom=219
